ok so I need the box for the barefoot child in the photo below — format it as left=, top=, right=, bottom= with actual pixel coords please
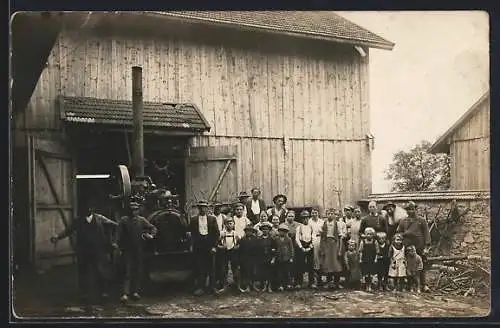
left=376, top=232, right=390, bottom=291
left=344, top=240, right=361, bottom=290
left=405, top=244, right=423, bottom=293
left=388, top=233, right=407, bottom=292
left=359, top=227, right=379, bottom=292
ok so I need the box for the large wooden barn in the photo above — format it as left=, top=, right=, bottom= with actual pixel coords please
left=429, top=90, right=490, bottom=191
left=12, top=11, right=394, bottom=269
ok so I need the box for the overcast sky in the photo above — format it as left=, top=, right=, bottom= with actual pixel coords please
left=338, top=11, right=490, bottom=193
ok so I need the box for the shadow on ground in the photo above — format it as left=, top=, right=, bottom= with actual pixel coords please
left=12, top=265, right=490, bottom=319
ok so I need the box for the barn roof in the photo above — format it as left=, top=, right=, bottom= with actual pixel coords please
left=429, top=90, right=490, bottom=154
left=149, top=11, right=395, bottom=50
left=59, top=96, right=211, bottom=132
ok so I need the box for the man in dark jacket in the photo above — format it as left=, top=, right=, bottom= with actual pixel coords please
left=359, top=201, right=388, bottom=240
left=51, top=203, right=118, bottom=304
left=245, top=187, right=267, bottom=225
left=116, top=202, right=157, bottom=302
left=188, top=200, right=220, bottom=296
left=396, top=201, right=431, bottom=292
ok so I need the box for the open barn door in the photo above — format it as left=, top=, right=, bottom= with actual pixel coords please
left=185, top=145, right=238, bottom=215
left=30, top=137, right=76, bottom=270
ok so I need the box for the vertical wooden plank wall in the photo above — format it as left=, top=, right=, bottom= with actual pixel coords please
left=24, top=29, right=372, bottom=209
left=450, top=99, right=490, bottom=190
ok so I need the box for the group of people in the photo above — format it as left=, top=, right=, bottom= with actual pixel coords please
left=190, top=188, right=432, bottom=296
left=50, top=186, right=432, bottom=307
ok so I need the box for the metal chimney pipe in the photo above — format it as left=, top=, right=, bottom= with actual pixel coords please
left=132, top=66, right=144, bottom=177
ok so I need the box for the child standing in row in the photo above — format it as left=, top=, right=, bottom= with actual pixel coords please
left=405, top=244, right=424, bottom=293
left=388, top=233, right=406, bottom=292
left=344, top=240, right=361, bottom=289
left=238, top=225, right=260, bottom=292
left=295, top=210, right=315, bottom=288
left=376, top=232, right=390, bottom=291
left=274, top=224, right=295, bottom=291
left=256, top=222, right=276, bottom=292
left=359, top=227, right=379, bottom=292
left=216, top=217, right=240, bottom=292
left=309, top=208, right=324, bottom=288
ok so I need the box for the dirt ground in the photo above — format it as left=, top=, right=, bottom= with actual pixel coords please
left=12, top=266, right=490, bottom=320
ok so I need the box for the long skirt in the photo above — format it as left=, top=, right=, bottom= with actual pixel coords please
left=320, top=237, right=343, bottom=273
left=312, top=237, right=322, bottom=270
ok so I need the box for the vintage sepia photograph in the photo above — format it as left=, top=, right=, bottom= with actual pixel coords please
left=10, top=10, right=490, bottom=319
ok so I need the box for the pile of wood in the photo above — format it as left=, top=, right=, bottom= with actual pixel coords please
left=428, top=255, right=490, bottom=297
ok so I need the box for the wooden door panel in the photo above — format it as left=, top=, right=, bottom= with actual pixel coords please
left=32, top=137, right=75, bottom=269
left=185, top=145, right=238, bottom=211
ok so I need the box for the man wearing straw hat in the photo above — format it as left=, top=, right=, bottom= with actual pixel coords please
left=187, top=200, right=220, bottom=296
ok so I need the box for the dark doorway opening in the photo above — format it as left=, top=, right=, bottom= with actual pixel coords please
left=69, top=128, right=189, bottom=217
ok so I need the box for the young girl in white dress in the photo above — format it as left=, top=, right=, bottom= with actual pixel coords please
left=388, top=233, right=407, bottom=292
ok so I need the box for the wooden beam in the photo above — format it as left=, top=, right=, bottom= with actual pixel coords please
left=209, top=159, right=233, bottom=201
left=35, top=152, right=75, bottom=250
left=36, top=203, right=73, bottom=210
left=188, top=156, right=237, bottom=163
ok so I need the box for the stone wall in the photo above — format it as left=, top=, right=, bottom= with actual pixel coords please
left=359, top=191, right=490, bottom=257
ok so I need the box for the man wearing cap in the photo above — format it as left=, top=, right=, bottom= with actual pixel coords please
left=396, top=201, right=431, bottom=292
left=266, top=194, right=288, bottom=223
left=237, top=191, right=251, bottom=218
left=295, top=210, right=315, bottom=288
left=187, top=200, right=220, bottom=296
left=116, top=202, right=158, bottom=302
left=232, top=202, right=252, bottom=239
left=383, top=202, right=408, bottom=242
left=343, top=205, right=354, bottom=223
left=50, top=202, right=118, bottom=305
left=246, top=188, right=267, bottom=225
left=359, top=201, right=388, bottom=240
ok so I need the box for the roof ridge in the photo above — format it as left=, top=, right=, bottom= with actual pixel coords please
left=146, top=11, right=395, bottom=50
left=429, top=89, right=490, bottom=153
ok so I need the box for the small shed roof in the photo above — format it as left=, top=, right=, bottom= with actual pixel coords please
left=149, top=11, right=395, bottom=50
left=59, top=96, right=211, bottom=132
left=429, top=90, right=490, bottom=154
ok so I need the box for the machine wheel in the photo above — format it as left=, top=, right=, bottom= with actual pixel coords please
left=115, top=165, right=132, bottom=199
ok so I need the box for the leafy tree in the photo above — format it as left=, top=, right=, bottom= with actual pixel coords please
left=385, top=141, right=451, bottom=192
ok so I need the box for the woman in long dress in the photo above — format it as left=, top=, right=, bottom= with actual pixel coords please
left=319, top=208, right=344, bottom=289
